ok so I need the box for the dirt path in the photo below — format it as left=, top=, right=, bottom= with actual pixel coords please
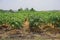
left=0, top=29, right=60, bottom=40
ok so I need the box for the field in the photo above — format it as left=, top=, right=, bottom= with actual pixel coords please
left=0, top=10, right=60, bottom=40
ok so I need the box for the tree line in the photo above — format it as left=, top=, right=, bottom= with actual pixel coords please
left=0, top=8, right=36, bottom=13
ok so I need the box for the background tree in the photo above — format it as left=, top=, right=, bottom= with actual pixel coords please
left=30, top=8, right=35, bottom=11
left=25, top=8, right=29, bottom=11
left=18, top=8, right=23, bottom=11
left=9, top=9, right=14, bottom=13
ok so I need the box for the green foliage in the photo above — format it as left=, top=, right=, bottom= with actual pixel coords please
left=0, top=10, right=60, bottom=28
left=10, top=21, right=22, bottom=29
left=50, top=16, right=60, bottom=27
left=29, top=16, right=44, bottom=28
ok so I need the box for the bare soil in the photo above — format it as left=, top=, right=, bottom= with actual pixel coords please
left=0, top=29, right=60, bottom=40
left=0, top=23, right=60, bottom=40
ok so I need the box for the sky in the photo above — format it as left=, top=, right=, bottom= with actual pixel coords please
left=0, top=0, right=60, bottom=11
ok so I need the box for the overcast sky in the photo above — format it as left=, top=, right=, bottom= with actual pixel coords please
left=0, top=0, right=60, bottom=11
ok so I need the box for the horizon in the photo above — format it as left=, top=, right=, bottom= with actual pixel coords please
left=0, top=0, right=60, bottom=11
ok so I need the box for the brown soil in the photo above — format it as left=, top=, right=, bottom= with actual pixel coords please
left=0, top=22, right=60, bottom=40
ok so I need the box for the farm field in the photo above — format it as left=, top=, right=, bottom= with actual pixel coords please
left=0, top=10, right=60, bottom=40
